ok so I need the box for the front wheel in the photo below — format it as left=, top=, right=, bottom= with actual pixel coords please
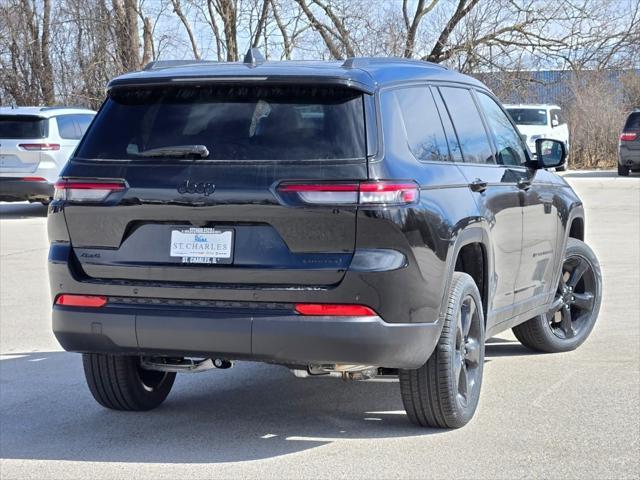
left=399, top=272, right=485, bottom=428
left=513, top=238, right=602, bottom=353
left=83, top=354, right=176, bottom=410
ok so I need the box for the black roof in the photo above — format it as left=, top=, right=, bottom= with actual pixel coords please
left=107, top=57, right=487, bottom=94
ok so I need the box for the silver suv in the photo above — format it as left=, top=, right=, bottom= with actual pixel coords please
left=0, top=106, right=95, bottom=203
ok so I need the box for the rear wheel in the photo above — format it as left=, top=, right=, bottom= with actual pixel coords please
left=618, top=163, right=630, bottom=176
left=513, top=238, right=602, bottom=353
left=399, top=272, right=485, bottom=428
left=82, top=354, right=176, bottom=410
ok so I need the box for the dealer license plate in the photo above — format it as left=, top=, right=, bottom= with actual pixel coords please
left=170, top=227, right=234, bottom=264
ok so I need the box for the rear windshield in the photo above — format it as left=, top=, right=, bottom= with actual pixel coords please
left=506, top=108, right=548, bottom=126
left=76, top=85, right=366, bottom=161
left=0, top=115, right=48, bottom=139
left=624, top=112, right=640, bottom=131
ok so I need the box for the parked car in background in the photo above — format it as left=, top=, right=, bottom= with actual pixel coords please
left=49, top=53, right=602, bottom=429
left=0, top=106, right=95, bottom=203
left=618, top=109, right=640, bottom=176
left=505, top=104, right=569, bottom=171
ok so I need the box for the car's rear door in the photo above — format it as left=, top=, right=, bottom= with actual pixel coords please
left=59, top=83, right=369, bottom=287
left=436, top=86, right=523, bottom=323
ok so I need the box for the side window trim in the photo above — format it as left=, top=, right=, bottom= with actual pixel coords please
left=473, top=89, right=531, bottom=167
left=438, top=85, right=497, bottom=166
left=469, top=89, right=498, bottom=161
left=430, top=85, right=463, bottom=164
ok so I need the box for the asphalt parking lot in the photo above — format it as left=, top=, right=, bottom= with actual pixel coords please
left=0, top=170, right=638, bottom=479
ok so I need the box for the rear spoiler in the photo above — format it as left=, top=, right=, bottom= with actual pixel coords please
left=107, top=75, right=376, bottom=95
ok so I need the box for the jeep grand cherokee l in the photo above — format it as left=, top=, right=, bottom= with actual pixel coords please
left=0, top=106, right=95, bottom=203
left=48, top=52, right=602, bottom=428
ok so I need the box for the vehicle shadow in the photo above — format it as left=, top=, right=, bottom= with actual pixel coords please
left=0, top=202, right=48, bottom=219
left=0, top=352, right=434, bottom=464
left=561, top=170, right=638, bottom=178
left=485, top=336, right=540, bottom=358
left=0, top=341, right=537, bottom=464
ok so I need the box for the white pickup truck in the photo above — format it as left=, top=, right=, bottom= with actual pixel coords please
left=505, top=104, right=570, bottom=171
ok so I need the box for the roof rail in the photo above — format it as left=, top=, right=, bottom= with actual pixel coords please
left=243, top=48, right=265, bottom=67
left=342, top=56, right=447, bottom=70
left=142, top=60, right=216, bottom=71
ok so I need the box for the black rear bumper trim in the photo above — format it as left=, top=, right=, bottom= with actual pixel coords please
left=53, top=306, right=439, bottom=369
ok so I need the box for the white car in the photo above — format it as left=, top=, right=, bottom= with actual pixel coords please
left=505, top=104, right=569, bottom=171
left=0, top=106, right=95, bottom=203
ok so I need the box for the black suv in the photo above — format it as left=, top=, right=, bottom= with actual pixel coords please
left=48, top=53, right=602, bottom=428
left=618, top=109, right=640, bottom=176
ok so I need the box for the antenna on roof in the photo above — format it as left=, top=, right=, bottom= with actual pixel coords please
left=243, top=48, right=265, bottom=67
left=342, top=58, right=368, bottom=69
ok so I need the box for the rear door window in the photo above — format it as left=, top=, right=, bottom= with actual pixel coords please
left=0, top=115, right=48, bottom=139
left=76, top=85, right=366, bottom=161
left=438, top=87, right=495, bottom=164
left=381, top=86, right=450, bottom=162
left=56, top=114, right=96, bottom=140
left=56, top=115, right=79, bottom=139
left=624, top=112, right=640, bottom=131
left=476, top=92, right=527, bottom=167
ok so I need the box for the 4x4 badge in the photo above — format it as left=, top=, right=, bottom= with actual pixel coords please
left=177, top=181, right=216, bottom=195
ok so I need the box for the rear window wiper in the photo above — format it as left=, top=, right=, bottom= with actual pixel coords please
left=136, top=145, right=210, bottom=159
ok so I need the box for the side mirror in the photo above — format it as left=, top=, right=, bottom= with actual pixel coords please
left=551, top=118, right=559, bottom=127
left=535, top=138, right=566, bottom=169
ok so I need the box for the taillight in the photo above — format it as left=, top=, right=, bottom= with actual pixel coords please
left=620, top=132, right=638, bottom=141
left=54, top=179, right=126, bottom=202
left=294, top=303, right=377, bottom=316
left=18, top=143, right=60, bottom=151
left=277, top=180, right=419, bottom=206
left=20, top=177, right=47, bottom=182
left=55, top=294, right=107, bottom=308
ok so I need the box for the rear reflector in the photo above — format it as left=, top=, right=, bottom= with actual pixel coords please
left=620, top=132, right=638, bottom=141
left=20, top=177, right=47, bottom=182
left=54, top=179, right=126, bottom=202
left=18, top=143, right=60, bottom=151
left=295, top=303, right=377, bottom=316
left=278, top=181, right=419, bottom=205
left=55, top=294, right=107, bottom=308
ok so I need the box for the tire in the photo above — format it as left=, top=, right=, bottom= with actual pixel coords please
left=618, top=163, right=630, bottom=176
left=82, top=354, right=176, bottom=411
left=513, top=238, right=602, bottom=353
left=399, top=272, right=485, bottom=429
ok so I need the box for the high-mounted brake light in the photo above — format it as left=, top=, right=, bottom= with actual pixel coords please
left=620, top=132, right=638, bottom=141
left=54, top=179, right=126, bottom=202
left=18, top=143, right=60, bottom=151
left=277, top=181, right=419, bottom=206
left=55, top=294, right=107, bottom=308
left=295, top=303, right=377, bottom=316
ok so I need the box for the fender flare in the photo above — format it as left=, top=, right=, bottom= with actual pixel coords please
left=548, top=204, right=586, bottom=304
left=438, top=223, right=493, bottom=323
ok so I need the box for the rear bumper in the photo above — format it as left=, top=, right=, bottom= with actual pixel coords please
left=619, top=148, right=640, bottom=167
left=0, top=178, right=53, bottom=202
left=52, top=305, right=439, bottom=369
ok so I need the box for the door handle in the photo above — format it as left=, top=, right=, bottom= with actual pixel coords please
left=469, top=179, right=488, bottom=193
left=517, top=178, right=532, bottom=190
